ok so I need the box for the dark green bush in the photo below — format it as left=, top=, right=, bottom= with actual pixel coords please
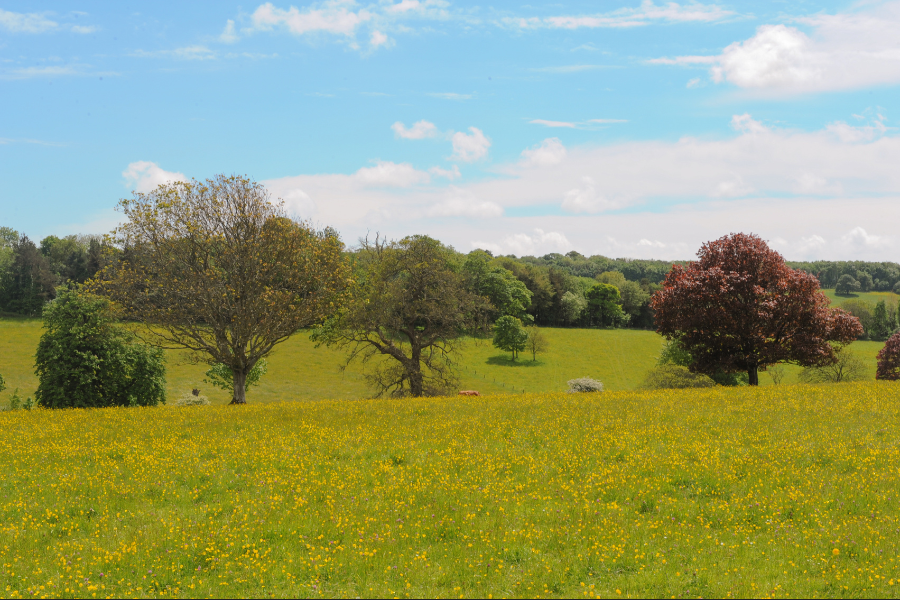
left=34, top=287, right=166, bottom=408
left=643, top=365, right=716, bottom=390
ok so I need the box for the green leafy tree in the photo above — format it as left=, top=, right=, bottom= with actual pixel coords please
left=313, top=235, right=486, bottom=397
left=0, top=236, right=55, bottom=316
left=463, top=251, right=533, bottom=323
left=835, top=274, right=861, bottom=295
left=492, top=315, right=528, bottom=360
left=559, top=291, right=587, bottom=325
left=856, top=270, right=874, bottom=292
left=871, top=300, right=892, bottom=341
left=840, top=299, right=873, bottom=339
left=586, top=283, right=625, bottom=327
left=34, top=287, right=166, bottom=408
left=525, top=327, right=549, bottom=361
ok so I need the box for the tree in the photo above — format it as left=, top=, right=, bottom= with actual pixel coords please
left=798, top=347, right=867, bottom=383
left=840, top=299, right=873, bottom=339
left=871, top=300, right=892, bottom=341
left=856, top=270, right=874, bottom=292
left=93, top=174, right=349, bottom=404
left=835, top=274, right=861, bottom=295
left=525, top=327, right=549, bottom=361
left=493, top=315, right=528, bottom=360
left=205, top=359, right=268, bottom=395
left=586, top=283, right=625, bottom=327
left=876, top=332, right=900, bottom=380
left=651, top=233, right=862, bottom=386
left=463, top=250, right=533, bottom=323
left=618, top=280, right=651, bottom=325
left=313, top=235, right=486, bottom=397
left=34, top=287, right=166, bottom=408
left=0, top=236, right=55, bottom=316
left=559, top=290, right=586, bottom=324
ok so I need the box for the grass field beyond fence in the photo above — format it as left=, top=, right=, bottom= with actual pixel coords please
left=2, top=383, right=900, bottom=598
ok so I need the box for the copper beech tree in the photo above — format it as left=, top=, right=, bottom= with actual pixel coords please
left=651, top=233, right=862, bottom=386
left=876, top=332, right=900, bottom=380
left=93, top=175, right=349, bottom=404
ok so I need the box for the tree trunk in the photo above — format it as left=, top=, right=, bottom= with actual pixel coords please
left=408, top=367, right=424, bottom=397
left=748, top=363, right=759, bottom=386
left=230, top=368, right=247, bottom=404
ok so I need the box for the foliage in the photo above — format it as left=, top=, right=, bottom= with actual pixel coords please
left=642, top=364, right=716, bottom=389
left=835, top=274, right=861, bottom=295
left=93, top=174, right=349, bottom=404
left=870, top=300, right=893, bottom=340
left=525, top=327, right=549, bottom=361
left=463, top=250, right=533, bottom=323
left=586, top=282, right=625, bottom=327
left=34, top=287, right=166, bottom=408
left=559, top=290, right=587, bottom=324
left=840, top=299, right=873, bottom=338
left=656, top=338, right=746, bottom=386
left=766, top=364, right=786, bottom=384
left=652, top=233, right=862, bottom=385
left=566, top=376, right=604, bottom=392
left=0, top=372, right=4, bottom=395
left=0, top=235, right=55, bottom=316
left=798, top=347, right=868, bottom=383
left=173, top=391, right=210, bottom=406
left=312, top=235, right=486, bottom=398
left=492, top=315, right=528, bottom=360
left=876, top=332, right=900, bottom=380
left=205, top=359, right=268, bottom=393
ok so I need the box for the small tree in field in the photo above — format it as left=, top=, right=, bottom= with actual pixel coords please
left=835, top=274, right=860, bottom=295
left=876, top=332, right=900, bottom=380
left=652, top=233, right=862, bottom=385
left=798, top=347, right=867, bottom=383
left=525, top=327, right=549, bottom=361
left=493, top=315, right=528, bottom=360
left=93, top=175, right=349, bottom=404
left=35, top=287, right=166, bottom=408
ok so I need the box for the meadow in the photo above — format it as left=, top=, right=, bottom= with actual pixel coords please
left=0, top=312, right=889, bottom=407
left=2, top=383, right=900, bottom=598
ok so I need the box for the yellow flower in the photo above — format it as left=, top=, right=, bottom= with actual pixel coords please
left=832, top=548, right=840, bottom=556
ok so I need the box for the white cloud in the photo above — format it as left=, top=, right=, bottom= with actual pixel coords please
left=354, top=161, right=430, bottom=187
left=370, top=30, right=390, bottom=48
left=450, top=127, right=490, bottom=162
left=531, top=65, right=609, bottom=73
left=483, top=229, right=572, bottom=257
left=826, top=114, right=887, bottom=143
left=529, top=119, right=577, bottom=128
left=123, top=161, right=188, bottom=193
left=281, top=188, right=318, bottom=219
left=131, top=46, right=217, bottom=60
left=70, top=25, right=98, bottom=34
left=561, top=177, right=619, bottom=212
left=521, top=138, right=567, bottom=167
left=711, top=174, right=754, bottom=198
left=0, top=9, right=58, bottom=33
left=504, top=1, right=733, bottom=30
left=429, top=165, right=461, bottom=180
left=658, top=2, right=900, bottom=93
left=392, top=120, right=438, bottom=139
left=248, top=1, right=372, bottom=37
left=730, top=113, right=768, bottom=134
left=686, top=77, right=701, bottom=88
left=428, top=188, right=503, bottom=218
left=4, top=65, right=119, bottom=79
left=220, top=19, right=239, bottom=43
left=427, top=92, right=473, bottom=100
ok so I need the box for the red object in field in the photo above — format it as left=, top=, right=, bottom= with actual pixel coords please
left=458, top=390, right=480, bottom=396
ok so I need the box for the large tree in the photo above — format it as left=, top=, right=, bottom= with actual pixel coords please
left=312, top=235, right=486, bottom=397
left=652, top=233, right=862, bottom=385
left=93, top=174, right=349, bottom=404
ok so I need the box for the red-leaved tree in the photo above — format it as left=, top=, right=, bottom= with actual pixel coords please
left=651, top=233, right=862, bottom=385
left=876, top=332, right=900, bottom=380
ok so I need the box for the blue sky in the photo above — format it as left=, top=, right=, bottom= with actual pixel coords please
left=2, top=0, right=899, bottom=260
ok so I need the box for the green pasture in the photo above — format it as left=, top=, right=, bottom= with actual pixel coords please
left=821, top=288, right=899, bottom=306
left=0, top=317, right=888, bottom=406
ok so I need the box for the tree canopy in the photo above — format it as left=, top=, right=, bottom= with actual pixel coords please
left=93, top=174, right=349, bottom=404
left=652, top=232, right=862, bottom=385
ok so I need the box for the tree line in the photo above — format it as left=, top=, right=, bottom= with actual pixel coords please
left=4, top=175, right=900, bottom=407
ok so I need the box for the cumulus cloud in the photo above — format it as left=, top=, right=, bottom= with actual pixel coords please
left=521, top=138, right=567, bottom=167
left=392, top=120, right=439, bottom=139
left=248, top=1, right=372, bottom=37
left=122, top=161, right=187, bottom=193
left=504, top=1, right=733, bottom=30
left=474, top=229, right=572, bottom=257
left=656, top=2, right=900, bottom=93
left=429, top=165, right=461, bottom=180
left=220, top=19, right=239, bottom=43
left=561, top=177, right=620, bottom=212
left=428, top=188, right=503, bottom=218
left=354, top=161, right=430, bottom=187
left=450, top=127, right=490, bottom=162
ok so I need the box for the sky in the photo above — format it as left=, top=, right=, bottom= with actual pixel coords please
left=2, top=0, right=900, bottom=261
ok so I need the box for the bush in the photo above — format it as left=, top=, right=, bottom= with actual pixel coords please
left=877, top=332, right=900, bottom=380
left=799, top=347, right=867, bottom=383
left=566, top=377, right=604, bottom=393
left=173, top=391, right=210, bottom=406
left=0, top=373, right=5, bottom=395
left=643, top=365, right=716, bottom=390
left=34, top=287, right=166, bottom=408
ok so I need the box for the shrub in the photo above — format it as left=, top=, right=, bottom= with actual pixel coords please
left=173, top=392, right=210, bottom=406
left=34, top=287, right=166, bottom=408
left=876, top=332, right=900, bottom=380
left=643, top=365, right=716, bottom=390
left=799, top=347, right=867, bottom=383
left=566, top=377, right=604, bottom=393
left=0, top=373, right=5, bottom=396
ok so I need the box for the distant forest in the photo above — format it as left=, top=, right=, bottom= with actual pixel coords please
left=1, top=225, right=898, bottom=329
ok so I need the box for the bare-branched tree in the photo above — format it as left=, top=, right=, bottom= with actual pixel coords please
left=92, top=174, right=349, bottom=404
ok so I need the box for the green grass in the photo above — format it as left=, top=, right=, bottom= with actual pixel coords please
left=3, top=383, right=900, bottom=598
left=0, top=318, right=889, bottom=405
left=821, top=288, right=899, bottom=306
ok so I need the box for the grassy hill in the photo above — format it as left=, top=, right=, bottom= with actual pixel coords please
left=0, top=317, right=889, bottom=406
left=2, top=383, right=900, bottom=597
left=821, top=288, right=899, bottom=306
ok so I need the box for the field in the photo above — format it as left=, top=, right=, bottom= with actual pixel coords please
left=0, top=318, right=889, bottom=406
left=2, top=383, right=900, bottom=598
left=821, top=288, right=899, bottom=307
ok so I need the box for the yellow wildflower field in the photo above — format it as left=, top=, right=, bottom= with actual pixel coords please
left=2, top=382, right=900, bottom=598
